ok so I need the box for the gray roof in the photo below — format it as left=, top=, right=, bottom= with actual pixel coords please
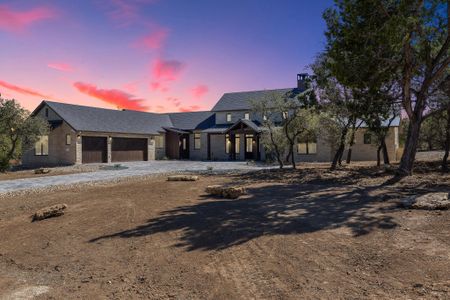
left=211, top=88, right=302, bottom=111
left=167, top=111, right=215, bottom=130
left=42, top=101, right=172, bottom=135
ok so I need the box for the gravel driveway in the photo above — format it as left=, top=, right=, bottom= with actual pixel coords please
left=0, top=161, right=270, bottom=195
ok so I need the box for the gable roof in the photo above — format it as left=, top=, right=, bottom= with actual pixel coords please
left=211, top=88, right=302, bottom=112
left=167, top=111, right=215, bottom=130
left=40, top=101, right=172, bottom=135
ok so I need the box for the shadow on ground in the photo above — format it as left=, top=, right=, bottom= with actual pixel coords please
left=90, top=182, right=400, bottom=251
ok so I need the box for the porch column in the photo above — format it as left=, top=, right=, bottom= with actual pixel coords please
left=107, top=136, right=112, bottom=163
left=75, top=134, right=82, bottom=164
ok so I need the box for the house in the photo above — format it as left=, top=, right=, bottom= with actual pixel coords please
left=23, top=74, right=401, bottom=167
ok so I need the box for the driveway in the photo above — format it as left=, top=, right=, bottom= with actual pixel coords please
left=0, top=161, right=270, bottom=195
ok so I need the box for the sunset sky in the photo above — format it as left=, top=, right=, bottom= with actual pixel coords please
left=0, top=0, right=332, bottom=113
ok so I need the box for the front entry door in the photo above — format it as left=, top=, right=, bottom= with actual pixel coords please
left=180, top=134, right=189, bottom=159
left=244, top=134, right=254, bottom=160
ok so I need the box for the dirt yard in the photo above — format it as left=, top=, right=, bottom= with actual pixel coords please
left=0, top=163, right=449, bottom=299
left=0, top=165, right=99, bottom=181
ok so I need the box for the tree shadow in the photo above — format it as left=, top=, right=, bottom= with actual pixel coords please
left=89, top=182, right=400, bottom=251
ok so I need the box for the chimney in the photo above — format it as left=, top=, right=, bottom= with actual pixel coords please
left=297, top=73, right=309, bottom=90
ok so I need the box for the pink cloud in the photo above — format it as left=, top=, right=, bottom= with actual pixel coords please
left=122, top=81, right=139, bottom=94
left=152, top=58, right=185, bottom=81
left=134, top=28, right=168, bottom=50
left=179, top=105, right=201, bottom=112
left=0, top=80, right=51, bottom=99
left=166, top=97, right=181, bottom=107
left=73, top=82, right=149, bottom=111
left=0, top=5, right=56, bottom=33
left=190, top=84, right=209, bottom=99
left=48, top=62, right=74, bottom=72
left=103, top=0, right=157, bottom=27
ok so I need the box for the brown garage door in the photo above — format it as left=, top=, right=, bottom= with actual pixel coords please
left=82, top=136, right=107, bottom=163
left=112, top=138, right=148, bottom=162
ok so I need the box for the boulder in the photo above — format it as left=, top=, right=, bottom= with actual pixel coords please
left=401, top=193, right=450, bottom=210
left=32, top=204, right=67, bottom=222
left=205, top=185, right=246, bottom=199
left=167, top=175, right=199, bottom=181
left=34, top=168, right=50, bottom=174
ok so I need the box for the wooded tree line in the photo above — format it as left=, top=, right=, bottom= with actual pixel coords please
left=255, top=0, right=449, bottom=175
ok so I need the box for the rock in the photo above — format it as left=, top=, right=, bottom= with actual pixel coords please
left=401, top=193, right=450, bottom=210
left=167, top=175, right=199, bottom=181
left=205, top=185, right=246, bottom=199
left=32, top=204, right=67, bottom=222
left=34, top=168, right=50, bottom=174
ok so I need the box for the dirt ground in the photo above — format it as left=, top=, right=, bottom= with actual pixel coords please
left=0, top=162, right=449, bottom=299
left=0, top=165, right=99, bottom=181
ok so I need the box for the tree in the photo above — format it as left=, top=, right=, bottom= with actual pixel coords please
left=251, top=93, right=288, bottom=168
left=322, top=0, right=449, bottom=175
left=311, top=54, right=364, bottom=170
left=0, top=97, right=49, bottom=171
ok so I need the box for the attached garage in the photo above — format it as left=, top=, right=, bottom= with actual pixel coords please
left=82, top=136, right=107, bottom=163
left=112, top=137, right=148, bottom=162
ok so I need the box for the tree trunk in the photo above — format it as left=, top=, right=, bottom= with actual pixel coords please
left=290, top=144, right=296, bottom=169
left=346, top=122, right=357, bottom=164
left=285, top=150, right=291, bottom=165
left=398, top=119, right=422, bottom=176
left=377, top=146, right=382, bottom=167
left=381, top=138, right=390, bottom=165
left=442, top=108, right=450, bottom=172
left=331, top=126, right=348, bottom=170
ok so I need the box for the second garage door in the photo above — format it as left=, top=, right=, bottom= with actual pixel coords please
left=112, top=137, right=148, bottom=162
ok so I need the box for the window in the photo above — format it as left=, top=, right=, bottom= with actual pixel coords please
left=226, top=113, right=232, bottom=122
left=182, top=138, right=187, bottom=150
left=66, top=134, right=71, bottom=145
left=282, top=111, right=289, bottom=119
left=263, top=115, right=267, bottom=121
left=245, top=134, right=253, bottom=152
left=297, top=136, right=317, bottom=155
left=45, top=108, right=49, bottom=118
left=35, top=135, right=49, bottom=156
left=244, top=112, right=250, bottom=120
left=225, top=134, right=231, bottom=153
left=155, top=135, right=164, bottom=148
left=364, top=133, right=372, bottom=144
left=235, top=134, right=240, bottom=154
left=194, top=133, right=201, bottom=149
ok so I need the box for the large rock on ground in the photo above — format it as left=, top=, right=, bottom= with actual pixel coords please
left=32, top=204, right=67, bottom=222
left=167, top=175, right=199, bottom=181
left=34, top=168, right=50, bottom=174
left=401, top=193, right=450, bottom=210
left=205, top=185, right=246, bottom=199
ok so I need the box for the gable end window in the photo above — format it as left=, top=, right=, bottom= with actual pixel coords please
left=297, top=136, right=317, bottom=155
left=66, top=134, right=71, bottom=145
left=226, top=113, right=232, bottom=122
left=35, top=135, right=49, bottom=156
left=244, top=112, right=250, bottom=120
left=363, top=133, right=372, bottom=144
left=45, top=108, right=49, bottom=118
left=194, top=133, right=201, bottom=149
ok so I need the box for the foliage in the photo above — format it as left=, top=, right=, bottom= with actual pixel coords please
left=322, top=0, right=449, bottom=175
left=0, top=97, right=49, bottom=172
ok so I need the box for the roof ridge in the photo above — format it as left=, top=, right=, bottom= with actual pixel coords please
left=222, top=87, right=295, bottom=95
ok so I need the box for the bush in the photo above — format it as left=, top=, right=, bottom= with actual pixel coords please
left=0, top=157, right=10, bottom=172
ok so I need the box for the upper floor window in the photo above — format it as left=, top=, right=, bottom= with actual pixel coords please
left=226, top=113, right=232, bottom=122
left=35, top=135, right=49, bottom=156
left=363, top=133, right=372, bottom=144
left=194, top=133, right=201, bottom=149
left=244, top=112, right=250, bottom=120
left=155, top=135, right=164, bottom=148
left=297, top=136, right=317, bottom=155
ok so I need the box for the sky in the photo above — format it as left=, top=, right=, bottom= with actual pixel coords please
left=0, top=0, right=333, bottom=113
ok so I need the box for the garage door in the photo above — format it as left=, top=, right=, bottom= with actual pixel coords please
left=112, top=138, right=148, bottom=162
left=82, top=137, right=107, bottom=163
